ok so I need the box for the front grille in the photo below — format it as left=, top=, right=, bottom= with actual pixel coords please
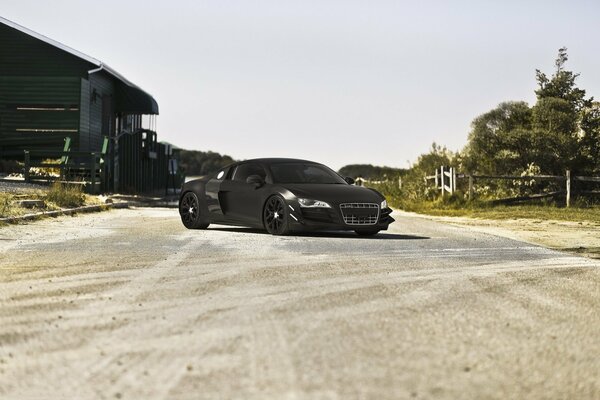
left=339, top=203, right=379, bottom=225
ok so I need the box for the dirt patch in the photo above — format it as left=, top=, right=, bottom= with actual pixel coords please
left=411, top=212, right=600, bottom=259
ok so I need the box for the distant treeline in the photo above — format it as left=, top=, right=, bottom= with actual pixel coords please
left=177, top=149, right=408, bottom=180
left=338, top=164, right=406, bottom=180
left=178, top=150, right=235, bottom=176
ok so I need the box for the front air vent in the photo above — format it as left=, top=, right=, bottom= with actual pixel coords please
left=301, top=208, right=335, bottom=223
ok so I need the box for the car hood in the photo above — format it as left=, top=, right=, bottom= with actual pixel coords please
left=282, top=183, right=383, bottom=204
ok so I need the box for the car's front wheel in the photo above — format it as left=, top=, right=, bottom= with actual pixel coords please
left=179, top=192, right=209, bottom=229
left=263, top=195, right=290, bottom=235
left=355, top=228, right=380, bottom=236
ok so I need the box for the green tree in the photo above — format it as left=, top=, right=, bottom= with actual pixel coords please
left=535, top=47, right=591, bottom=111
left=532, top=47, right=593, bottom=174
left=580, top=102, right=600, bottom=174
left=462, top=48, right=595, bottom=176
left=461, top=101, right=533, bottom=175
left=531, top=97, right=579, bottom=173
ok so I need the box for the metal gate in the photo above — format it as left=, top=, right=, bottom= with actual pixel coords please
left=114, top=129, right=179, bottom=194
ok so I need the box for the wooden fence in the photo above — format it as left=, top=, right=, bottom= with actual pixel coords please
left=20, top=131, right=182, bottom=195
left=355, top=176, right=402, bottom=189
left=425, top=166, right=600, bottom=207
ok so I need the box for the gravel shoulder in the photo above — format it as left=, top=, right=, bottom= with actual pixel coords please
left=0, top=209, right=599, bottom=399
left=0, top=179, right=49, bottom=194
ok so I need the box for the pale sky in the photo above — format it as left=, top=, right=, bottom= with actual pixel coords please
left=2, top=0, right=599, bottom=170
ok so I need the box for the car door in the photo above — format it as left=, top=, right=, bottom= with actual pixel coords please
left=205, top=166, right=230, bottom=221
left=218, top=162, right=268, bottom=224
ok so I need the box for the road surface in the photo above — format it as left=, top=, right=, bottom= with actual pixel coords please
left=0, top=208, right=599, bottom=399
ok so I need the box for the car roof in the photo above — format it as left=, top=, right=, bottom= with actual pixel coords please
left=236, top=158, right=321, bottom=165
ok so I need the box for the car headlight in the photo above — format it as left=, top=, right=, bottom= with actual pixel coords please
left=298, top=198, right=331, bottom=208
left=381, top=199, right=388, bottom=209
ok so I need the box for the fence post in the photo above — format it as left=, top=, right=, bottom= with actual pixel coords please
left=440, top=166, right=445, bottom=197
left=24, top=150, right=30, bottom=183
left=90, top=153, right=97, bottom=195
left=398, top=176, right=402, bottom=189
left=434, top=170, right=438, bottom=188
left=566, top=170, right=571, bottom=208
left=453, top=168, right=457, bottom=193
left=468, top=175, right=474, bottom=201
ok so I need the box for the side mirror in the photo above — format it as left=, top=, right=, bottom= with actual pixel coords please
left=246, top=174, right=265, bottom=188
left=344, top=177, right=355, bottom=185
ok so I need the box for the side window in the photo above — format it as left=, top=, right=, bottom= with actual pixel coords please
left=232, top=163, right=266, bottom=182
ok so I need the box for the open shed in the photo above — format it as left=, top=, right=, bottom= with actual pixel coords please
left=0, top=16, right=173, bottom=193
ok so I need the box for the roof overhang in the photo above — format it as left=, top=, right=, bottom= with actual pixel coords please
left=0, top=15, right=159, bottom=115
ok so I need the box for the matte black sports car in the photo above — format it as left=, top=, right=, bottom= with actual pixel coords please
left=179, top=158, right=394, bottom=235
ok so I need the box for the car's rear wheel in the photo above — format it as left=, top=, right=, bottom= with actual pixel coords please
left=180, top=192, right=209, bottom=229
left=263, top=195, right=290, bottom=235
left=355, top=228, right=380, bottom=236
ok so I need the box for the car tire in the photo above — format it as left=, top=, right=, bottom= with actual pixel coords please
left=355, top=229, right=380, bottom=236
left=263, top=195, right=290, bottom=235
left=179, top=192, right=209, bottom=229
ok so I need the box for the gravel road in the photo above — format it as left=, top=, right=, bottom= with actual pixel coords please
left=0, top=208, right=599, bottom=399
left=0, top=180, right=48, bottom=194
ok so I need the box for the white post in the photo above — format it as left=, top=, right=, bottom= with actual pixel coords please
left=452, top=168, right=457, bottom=193
left=440, top=166, right=445, bottom=197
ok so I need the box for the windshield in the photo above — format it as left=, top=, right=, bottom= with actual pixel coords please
left=270, top=163, right=347, bottom=184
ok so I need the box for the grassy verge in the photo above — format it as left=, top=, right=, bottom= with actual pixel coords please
left=392, top=199, right=600, bottom=223
left=0, top=183, right=101, bottom=219
left=365, top=180, right=600, bottom=224
left=382, top=198, right=600, bottom=223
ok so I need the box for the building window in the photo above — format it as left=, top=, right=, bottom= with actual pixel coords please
left=15, top=104, right=79, bottom=111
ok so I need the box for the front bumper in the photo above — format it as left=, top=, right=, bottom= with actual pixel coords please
left=287, top=203, right=395, bottom=232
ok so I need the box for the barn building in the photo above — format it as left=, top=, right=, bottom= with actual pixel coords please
left=0, top=16, right=172, bottom=193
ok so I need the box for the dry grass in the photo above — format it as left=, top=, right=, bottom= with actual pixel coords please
left=1, top=182, right=100, bottom=221
left=45, top=182, right=86, bottom=208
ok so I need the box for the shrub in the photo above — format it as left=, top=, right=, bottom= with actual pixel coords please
left=46, top=182, right=86, bottom=208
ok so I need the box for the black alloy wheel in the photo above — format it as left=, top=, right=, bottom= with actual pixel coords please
left=263, top=195, right=290, bottom=235
left=180, top=192, right=209, bottom=229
